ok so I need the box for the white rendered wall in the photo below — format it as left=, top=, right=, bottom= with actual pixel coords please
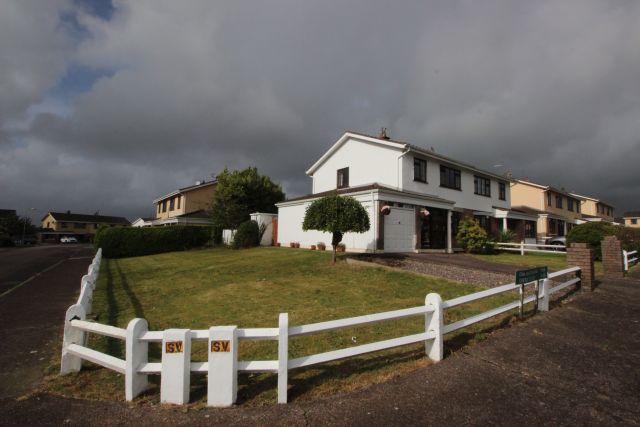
left=401, top=155, right=510, bottom=212
left=311, top=138, right=403, bottom=193
left=277, top=197, right=376, bottom=252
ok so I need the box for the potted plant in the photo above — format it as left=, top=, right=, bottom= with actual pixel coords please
left=290, top=242, right=296, bottom=248
left=336, top=243, right=346, bottom=252
left=294, top=242, right=300, bottom=248
left=317, top=242, right=326, bottom=251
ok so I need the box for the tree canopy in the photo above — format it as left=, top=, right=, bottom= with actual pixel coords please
left=211, top=167, right=285, bottom=229
left=303, top=194, right=370, bottom=263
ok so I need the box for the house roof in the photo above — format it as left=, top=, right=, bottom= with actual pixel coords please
left=306, top=131, right=511, bottom=182
left=514, top=179, right=583, bottom=200
left=624, top=211, right=640, bottom=217
left=44, top=212, right=130, bottom=225
left=278, top=182, right=455, bottom=205
left=153, top=180, right=217, bottom=203
left=569, top=192, right=614, bottom=208
left=176, top=209, right=211, bottom=219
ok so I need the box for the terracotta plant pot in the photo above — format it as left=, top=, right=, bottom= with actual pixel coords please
left=276, top=242, right=281, bottom=247
left=310, top=245, right=316, bottom=250
left=317, top=243, right=326, bottom=251
left=336, top=244, right=346, bottom=252
left=290, top=242, right=295, bottom=248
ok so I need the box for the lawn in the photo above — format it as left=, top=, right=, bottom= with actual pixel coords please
left=45, top=247, right=524, bottom=405
left=470, top=251, right=604, bottom=275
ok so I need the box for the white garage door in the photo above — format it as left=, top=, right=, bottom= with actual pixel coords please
left=384, top=208, right=415, bottom=252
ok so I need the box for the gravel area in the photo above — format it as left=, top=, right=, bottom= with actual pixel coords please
left=349, top=256, right=514, bottom=288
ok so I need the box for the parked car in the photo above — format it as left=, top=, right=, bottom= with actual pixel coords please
left=60, top=236, right=78, bottom=243
left=547, top=236, right=566, bottom=251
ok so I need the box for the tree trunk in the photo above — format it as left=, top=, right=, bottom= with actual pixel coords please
left=331, top=231, right=343, bottom=265
left=331, top=246, right=337, bottom=264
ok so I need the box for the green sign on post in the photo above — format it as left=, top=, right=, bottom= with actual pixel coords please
left=515, top=266, right=548, bottom=285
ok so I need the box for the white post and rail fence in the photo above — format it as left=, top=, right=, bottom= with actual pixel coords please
left=495, top=241, right=566, bottom=255
left=623, top=250, right=638, bottom=272
left=60, top=248, right=583, bottom=407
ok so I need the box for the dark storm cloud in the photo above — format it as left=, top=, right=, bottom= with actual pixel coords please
left=1, top=0, right=639, bottom=220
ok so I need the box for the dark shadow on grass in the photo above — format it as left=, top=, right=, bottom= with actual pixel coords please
left=114, top=261, right=145, bottom=319
left=104, top=259, right=122, bottom=358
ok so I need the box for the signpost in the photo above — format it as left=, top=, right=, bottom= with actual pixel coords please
left=515, top=266, right=548, bottom=318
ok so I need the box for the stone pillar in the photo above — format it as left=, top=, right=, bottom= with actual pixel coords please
left=601, top=236, right=624, bottom=278
left=567, top=243, right=595, bottom=291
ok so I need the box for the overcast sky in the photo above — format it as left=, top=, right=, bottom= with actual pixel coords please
left=1, top=0, right=639, bottom=222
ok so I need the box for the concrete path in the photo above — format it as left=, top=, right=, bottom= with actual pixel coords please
left=1, top=273, right=639, bottom=425
left=0, top=245, right=94, bottom=398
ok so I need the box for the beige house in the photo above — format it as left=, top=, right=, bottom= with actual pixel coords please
left=511, top=180, right=584, bottom=240
left=570, top=193, right=615, bottom=223
left=624, top=211, right=640, bottom=228
left=150, top=180, right=216, bottom=226
left=40, top=211, right=130, bottom=242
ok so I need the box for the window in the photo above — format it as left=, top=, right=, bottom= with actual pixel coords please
left=499, top=182, right=506, bottom=201
left=74, top=223, right=86, bottom=229
left=577, top=202, right=581, bottom=213
left=632, top=219, right=638, bottom=225
left=440, top=165, right=461, bottom=190
left=525, top=221, right=536, bottom=238
left=162, top=200, right=167, bottom=213
left=157, top=204, right=161, bottom=214
left=169, top=197, right=175, bottom=211
left=475, top=215, right=491, bottom=232
left=557, top=220, right=566, bottom=236
left=474, top=176, right=491, bottom=197
left=337, top=167, right=349, bottom=189
left=414, top=157, right=427, bottom=183
left=177, top=196, right=181, bottom=210
left=556, top=195, right=563, bottom=209
left=547, top=192, right=552, bottom=206
left=568, top=199, right=574, bottom=212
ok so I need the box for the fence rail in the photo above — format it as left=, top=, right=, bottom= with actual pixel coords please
left=60, top=252, right=581, bottom=407
left=495, top=241, right=566, bottom=255
left=624, top=250, right=638, bottom=272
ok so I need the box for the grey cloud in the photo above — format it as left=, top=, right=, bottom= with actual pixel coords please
left=2, top=0, right=640, bottom=221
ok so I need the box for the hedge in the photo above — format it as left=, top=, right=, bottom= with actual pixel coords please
left=95, top=226, right=212, bottom=258
left=567, top=222, right=640, bottom=260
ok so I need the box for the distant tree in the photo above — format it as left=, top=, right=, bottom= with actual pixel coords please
left=211, top=167, right=285, bottom=229
left=0, top=213, right=36, bottom=238
left=302, top=194, right=370, bottom=264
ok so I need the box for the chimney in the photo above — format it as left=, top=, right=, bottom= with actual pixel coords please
left=379, top=127, right=390, bottom=140
left=66, top=210, right=71, bottom=214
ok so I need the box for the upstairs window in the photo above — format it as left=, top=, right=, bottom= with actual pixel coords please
left=474, top=176, right=491, bottom=197
left=499, top=182, right=506, bottom=201
left=414, top=157, right=427, bottom=183
left=547, top=192, right=552, bottom=206
left=556, top=195, right=563, bottom=209
left=157, top=204, right=161, bottom=214
left=337, top=167, right=349, bottom=189
left=632, top=219, right=638, bottom=225
left=567, top=199, right=574, bottom=212
left=440, top=165, right=461, bottom=190
left=162, top=200, right=167, bottom=213
left=577, top=202, right=581, bottom=213
left=169, top=198, right=175, bottom=211
left=177, top=196, right=181, bottom=210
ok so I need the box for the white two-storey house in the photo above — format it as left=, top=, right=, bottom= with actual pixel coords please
left=277, top=131, right=536, bottom=252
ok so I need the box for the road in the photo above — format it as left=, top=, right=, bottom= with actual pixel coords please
left=0, top=244, right=94, bottom=398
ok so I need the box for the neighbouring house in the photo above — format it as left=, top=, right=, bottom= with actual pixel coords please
left=624, top=211, right=640, bottom=228
left=570, top=193, right=615, bottom=223
left=277, top=130, right=534, bottom=253
left=131, top=217, right=154, bottom=228
left=40, top=211, right=130, bottom=242
left=151, top=180, right=216, bottom=226
left=511, top=180, right=585, bottom=241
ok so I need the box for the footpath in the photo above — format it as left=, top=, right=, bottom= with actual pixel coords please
left=1, top=271, right=639, bottom=425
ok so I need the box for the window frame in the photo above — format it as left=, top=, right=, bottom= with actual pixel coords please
left=440, top=165, right=461, bottom=190
left=413, top=157, right=427, bottom=183
left=337, top=167, right=349, bottom=189
left=567, top=198, right=574, bottom=212
left=556, top=195, right=563, bottom=209
left=499, top=182, right=506, bottom=201
left=474, top=175, right=491, bottom=197
left=547, top=192, right=552, bottom=206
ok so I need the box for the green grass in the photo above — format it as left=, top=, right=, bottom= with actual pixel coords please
left=44, top=247, right=524, bottom=405
left=470, top=251, right=603, bottom=275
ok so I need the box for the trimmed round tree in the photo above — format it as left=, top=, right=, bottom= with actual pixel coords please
left=302, top=194, right=370, bottom=264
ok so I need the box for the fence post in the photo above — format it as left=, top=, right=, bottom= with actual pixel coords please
left=425, top=293, right=443, bottom=362
left=60, top=303, right=86, bottom=374
left=126, top=318, right=148, bottom=401
left=161, top=329, right=191, bottom=405
left=278, top=313, right=289, bottom=404
left=208, top=326, right=238, bottom=407
left=623, top=250, right=628, bottom=272
left=538, top=279, right=550, bottom=312
left=520, top=241, right=524, bottom=256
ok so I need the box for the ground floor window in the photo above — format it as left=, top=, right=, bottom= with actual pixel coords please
left=524, top=221, right=536, bottom=238
left=420, top=207, right=448, bottom=249
left=474, top=215, right=491, bottom=233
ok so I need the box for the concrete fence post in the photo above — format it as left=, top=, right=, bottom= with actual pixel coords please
left=520, top=241, right=524, bottom=256
left=538, top=279, right=550, bottom=312
left=208, top=326, right=238, bottom=407
left=60, top=303, right=86, bottom=374
left=567, top=243, right=595, bottom=291
left=425, top=293, right=444, bottom=362
left=161, top=329, right=191, bottom=405
left=601, top=236, right=624, bottom=278
left=278, top=313, right=289, bottom=404
left=126, top=318, right=149, bottom=401
left=623, top=250, right=629, bottom=272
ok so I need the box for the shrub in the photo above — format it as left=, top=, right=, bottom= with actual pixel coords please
left=566, top=222, right=616, bottom=260
left=496, top=229, right=516, bottom=243
left=95, top=226, right=212, bottom=258
left=232, top=220, right=260, bottom=249
left=616, top=226, right=640, bottom=253
left=456, top=218, right=489, bottom=252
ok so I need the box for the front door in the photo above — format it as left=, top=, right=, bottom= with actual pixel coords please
left=421, top=207, right=447, bottom=249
